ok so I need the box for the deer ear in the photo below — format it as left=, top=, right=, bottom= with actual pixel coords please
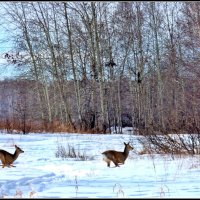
left=15, top=145, right=17, bottom=148
left=124, top=142, right=127, bottom=145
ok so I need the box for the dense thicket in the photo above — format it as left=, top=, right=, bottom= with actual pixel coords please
left=0, top=2, right=199, bottom=134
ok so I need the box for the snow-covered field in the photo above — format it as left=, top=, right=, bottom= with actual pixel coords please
left=0, top=131, right=200, bottom=198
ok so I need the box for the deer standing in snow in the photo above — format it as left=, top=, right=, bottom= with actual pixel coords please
left=0, top=145, right=24, bottom=168
left=102, top=142, right=133, bottom=167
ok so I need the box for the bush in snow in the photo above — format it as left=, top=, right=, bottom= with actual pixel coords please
left=55, top=143, right=94, bottom=161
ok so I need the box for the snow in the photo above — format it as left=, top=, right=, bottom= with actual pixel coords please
left=0, top=131, right=200, bottom=198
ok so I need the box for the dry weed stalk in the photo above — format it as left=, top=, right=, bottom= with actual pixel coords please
left=113, top=183, right=124, bottom=197
left=14, top=188, right=23, bottom=198
left=75, top=175, right=78, bottom=198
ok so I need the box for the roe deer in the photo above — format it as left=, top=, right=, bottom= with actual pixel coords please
left=102, top=142, right=133, bottom=167
left=0, top=145, right=24, bottom=168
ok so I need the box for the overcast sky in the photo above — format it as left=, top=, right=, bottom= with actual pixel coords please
left=0, top=21, right=17, bottom=80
